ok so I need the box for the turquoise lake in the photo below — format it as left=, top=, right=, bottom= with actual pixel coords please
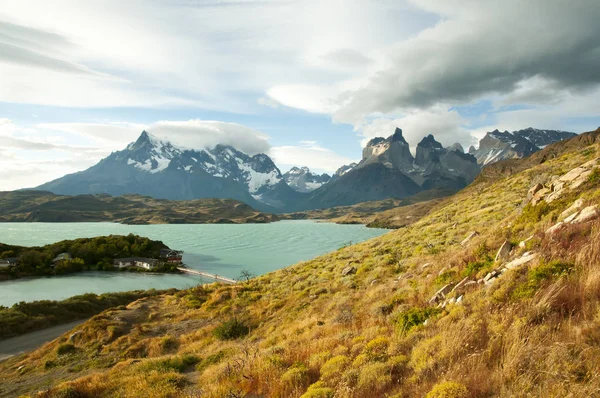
left=0, top=221, right=387, bottom=306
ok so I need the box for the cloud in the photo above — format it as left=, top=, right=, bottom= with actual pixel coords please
left=358, top=107, right=476, bottom=149
left=270, top=141, right=356, bottom=174
left=146, top=120, right=271, bottom=155
left=334, top=0, right=600, bottom=124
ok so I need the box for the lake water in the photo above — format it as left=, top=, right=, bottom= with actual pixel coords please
left=0, top=221, right=387, bottom=306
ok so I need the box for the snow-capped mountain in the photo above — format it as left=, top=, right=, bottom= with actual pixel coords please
left=283, top=166, right=331, bottom=193
left=36, top=131, right=302, bottom=211
left=471, top=128, right=576, bottom=165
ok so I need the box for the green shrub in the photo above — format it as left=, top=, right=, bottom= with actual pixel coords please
left=363, top=337, right=389, bottom=362
left=426, top=381, right=468, bottom=398
left=213, top=319, right=250, bottom=340
left=281, top=363, right=310, bottom=387
left=395, top=307, right=441, bottom=333
left=320, top=355, right=350, bottom=380
left=588, top=168, right=600, bottom=184
left=56, top=343, right=76, bottom=356
left=518, top=202, right=551, bottom=224
left=139, top=354, right=200, bottom=373
left=513, top=260, right=575, bottom=299
left=299, top=381, right=334, bottom=398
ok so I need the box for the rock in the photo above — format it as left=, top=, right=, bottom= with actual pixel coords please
left=370, top=279, right=378, bottom=285
left=561, top=198, right=585, bottom=219
left=423, top=319, right=429, bottom=326
left=483, top=271, right=498, bottom=282
left=341, top=266, right=357, bottom=276
left=68, top=331, right=83, bottom=343
left=531, top=188, right=551, bottom=206
left=545, top=189, right=564, bottom=203
left=421, top=263, right=432, bottom=269
left=571, top=170, right=593, bottom=189
left=504, top=252, right=538, bottom=270
left=461, top=231, right=479, bottom=246
left=451, top=276, right=470, bottom=293
left=495, top=241, right=512, bottom=262
left=519, top=235, right=534, bottom=248
left=559, top=166, right=589, bottom=183
left=546, top=222, right=565, bottom=234
left=571, top=205, right=599, bottom=224
left=403, top=273, right=414, bottom=280
left=438, top=265, right=450, bottom=276
left=477, top=278, right=485, bottom=284
left=564, top=212, right=580, bottom=223
left=484, top=277, right=498, bottom=286
left=462, top=281, right=478, bottom=291
left=527, top=183, right=544, bottom=200
left=456, top=295, right=464, bottom=304
left=429, top=282, right=454, bottom=304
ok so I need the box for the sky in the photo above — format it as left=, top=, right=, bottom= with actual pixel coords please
left=1, top=0, right=600, bottom=190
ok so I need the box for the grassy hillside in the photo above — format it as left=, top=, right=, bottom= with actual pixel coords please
left=0, top=192, right=278, bottom=224
left=2, top=129, right=600, bottom=397
left=282, top=189, right=454, bottom=228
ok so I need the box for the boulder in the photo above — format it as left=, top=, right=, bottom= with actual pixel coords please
left=559, top=166, right=589, bottom=183
left=483, top=271, right=498, bottom=282
left=461, top=231, right=479, bottom=246
left=571, top=170, right=593, bottom=189
left=518, top=235, right=534, bottom=248
left=504, top=252, right=538, bottom=270
left=451, top=276, right=470, bottom=293
left=571, top=205, right=599, bottom=224
left=495, top=241, right=512, bottom=262
left=564, top=212, right=580, bottom=223
left=531, top=188, right=551, bottom=205
left=341, top=266, right=357, bottom=276
left=68, top=330, right=83, bottom=343
left=370, top=279, right=378, bottom=286
left=561, top=199, right=585, bottom=220
left=438, top=265, right=450, bottom=276
left=527, top=183, right=544, bottom=200
left=546, top=222, right=565, bottom=234
left=429, top=282, right=454, bottom=304
left=456, top=295, right=464, bottom=304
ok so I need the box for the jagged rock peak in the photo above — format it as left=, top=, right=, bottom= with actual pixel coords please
left=391, top=127, right=408, bottom=145
left=448, top=143, right=465, bottom=153
left=418, top=134, right=443, bottom=149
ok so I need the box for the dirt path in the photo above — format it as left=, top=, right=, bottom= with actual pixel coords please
left=0, top=320, right=85, bottom=362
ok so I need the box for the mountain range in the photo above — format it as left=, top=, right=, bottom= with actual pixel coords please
left=35, top=127, right=576, bottom=212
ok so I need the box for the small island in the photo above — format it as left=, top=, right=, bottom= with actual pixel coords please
left=0, top=234, right=184, bottom=281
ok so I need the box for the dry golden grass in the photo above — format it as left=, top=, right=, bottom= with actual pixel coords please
left=2, top=140, right=600, bottom=397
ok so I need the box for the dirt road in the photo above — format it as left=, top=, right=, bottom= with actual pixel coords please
left=0, top=320, right=85, bottom=362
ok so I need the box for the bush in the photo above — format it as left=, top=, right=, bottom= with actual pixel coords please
left=299, top=381, right=334, bottom=398
left=396, top=307, right=441, bottom=334
left=320, top=355, right=350, bottom=380
left=56, top=343, right=77, bottom=356
left=426, top=381, right=468, bottom=398
left=139, top=354, right=200, bottom=373
left=363, top=337, right=389, bottom=362
left=513, top=260, right=575, bottom=299
left=213, top=319, right=250, bottom=340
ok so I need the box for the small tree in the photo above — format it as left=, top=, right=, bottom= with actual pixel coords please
left=239, top=269, right=255, bottom=283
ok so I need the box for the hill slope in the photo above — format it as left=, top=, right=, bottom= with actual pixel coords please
left=0, top=191, right=278, bottom=224
left=2, top=128, right=600, bottom=397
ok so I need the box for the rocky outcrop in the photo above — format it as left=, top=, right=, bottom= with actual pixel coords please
left=527, top=158, right=599, bottom=207
left=341, top=266, right=357, bottom=276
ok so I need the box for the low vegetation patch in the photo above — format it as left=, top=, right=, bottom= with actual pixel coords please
left=213, top=318, right=250, bottom=340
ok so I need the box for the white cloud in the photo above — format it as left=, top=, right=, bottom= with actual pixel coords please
left=358, top=107, right=476, bottom=149
left=146, top=120, right=271, bottom=155
left=270, top=141, right=356, bottom=174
